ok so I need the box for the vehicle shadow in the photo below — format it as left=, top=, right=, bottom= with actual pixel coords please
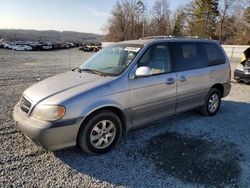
left=54, top=100, right=249, bottom=187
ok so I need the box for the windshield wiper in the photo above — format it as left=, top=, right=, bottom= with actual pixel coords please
left=72, top=67, right=82, bottom=73
left=81, top=68, right=107, bottom=76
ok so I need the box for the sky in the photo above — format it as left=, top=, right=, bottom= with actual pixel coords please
left=0, top=0, right=187, bottom=34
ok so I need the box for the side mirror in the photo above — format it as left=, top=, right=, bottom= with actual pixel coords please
left=135, top=66, right=152, bottom=77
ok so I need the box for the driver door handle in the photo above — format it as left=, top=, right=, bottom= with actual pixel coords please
left=166, top=77, right=176, bottom=85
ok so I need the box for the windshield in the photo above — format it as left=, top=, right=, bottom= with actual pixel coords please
left=79, top=44, right=142, bottom=76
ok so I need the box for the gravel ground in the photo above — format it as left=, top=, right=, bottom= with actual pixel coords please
left=0, top=49, right=250, bottom=187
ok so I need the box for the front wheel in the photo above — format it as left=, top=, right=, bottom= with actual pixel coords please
left=198, top=88, right=222, bottom=116
left=77, top=110, right=122, bottom=155
left=235, top=79, right=243, bottom=83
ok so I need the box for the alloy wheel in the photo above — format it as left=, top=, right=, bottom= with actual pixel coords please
left=208, top=93, right=219, bottom=113
left=90, top=120, right=116, bottom=149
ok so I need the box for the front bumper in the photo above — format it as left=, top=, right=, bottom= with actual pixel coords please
left=13, top=103, right=83, bottom=151
left=234, top=69, right=250, bottom=83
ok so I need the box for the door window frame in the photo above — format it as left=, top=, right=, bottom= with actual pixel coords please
left=129, top=42, right=174, bottom=79
left=201, top=42, right=226, bottom=67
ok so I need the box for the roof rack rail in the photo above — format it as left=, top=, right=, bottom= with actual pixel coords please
left=140, top=35, right=209, bottom=40
left=141, top=35, right=173, bottom=40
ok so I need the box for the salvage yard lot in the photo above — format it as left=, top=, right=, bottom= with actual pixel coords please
left=0, top=48, right=250, bottom=187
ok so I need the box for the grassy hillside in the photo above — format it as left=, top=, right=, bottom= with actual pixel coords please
left=0, top=29, right=104, bottom=43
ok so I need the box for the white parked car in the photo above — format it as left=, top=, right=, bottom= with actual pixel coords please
left=13, top=45, right=33, bottom=51
left=42, top=45, right=53, bottom=50
left=4, top=43, right=16, bottom=49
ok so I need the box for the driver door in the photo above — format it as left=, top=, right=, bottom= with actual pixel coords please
left=129, top=43, right=177, bottom=126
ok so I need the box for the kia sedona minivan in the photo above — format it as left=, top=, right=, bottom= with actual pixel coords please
left=13, top=37, right=231, bottom=154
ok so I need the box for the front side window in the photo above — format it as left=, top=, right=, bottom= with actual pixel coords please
left=137, top=43, right=172, bottom=75
left=80, top=44, right=142, bottom=75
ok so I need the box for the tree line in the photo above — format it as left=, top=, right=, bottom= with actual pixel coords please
left=104, top=0, right=250, bottom=45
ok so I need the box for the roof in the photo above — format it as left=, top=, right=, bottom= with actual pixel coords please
left=118, top=39, right=151, bottom=45
left=116, top=36, right=219, bottom=46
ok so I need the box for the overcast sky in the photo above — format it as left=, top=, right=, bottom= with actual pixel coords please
left=0, top=0, right=188, bottom=34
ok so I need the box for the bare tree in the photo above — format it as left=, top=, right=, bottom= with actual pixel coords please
left=104, top=0, right=249, bottom=44
left=218, top=0, right=237, bottom=42
left=105, top=0, right=147, bottom=41
left=105, top=2, right=126, bottom=41
left=151, top=0, right=171, bottom=35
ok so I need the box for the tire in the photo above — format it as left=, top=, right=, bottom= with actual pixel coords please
left=198, top=88, right=222, bottom=116
left=235, top=79, right=242, bottom=83
left=77, top=110, right=122, bottom=155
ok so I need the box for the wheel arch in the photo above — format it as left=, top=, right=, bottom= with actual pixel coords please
left=78, top=105, right=128, bottom=140
left=211, top=83, right=224, bottom=97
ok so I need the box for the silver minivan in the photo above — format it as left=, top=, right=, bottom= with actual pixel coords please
left=13, top=37, right=231, bottom=154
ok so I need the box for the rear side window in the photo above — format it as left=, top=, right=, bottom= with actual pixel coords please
left=202, top=43, right=226, bottom=66
left=171, top=42, right=207, bottom=72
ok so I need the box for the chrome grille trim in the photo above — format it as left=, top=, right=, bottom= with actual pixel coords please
left=20, top=96, right=32, bottom=114
left=244, top=67, right=250, bottom=74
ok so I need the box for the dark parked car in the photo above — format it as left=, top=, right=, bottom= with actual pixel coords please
left=79, top=43, right=101, bottom=52
left=234, top=47, right=250, bottom=83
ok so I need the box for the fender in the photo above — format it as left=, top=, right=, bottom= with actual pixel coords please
left=80, top=99, right=124, bottom=117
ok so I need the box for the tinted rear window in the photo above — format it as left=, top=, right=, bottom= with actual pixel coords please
left=171, top=42, right=207, bottom=72
left=202, top=43, right=226, bottom=66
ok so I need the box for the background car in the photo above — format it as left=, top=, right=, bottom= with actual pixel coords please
left=12, top=45, right=33, bottom=51
left=79, top=43, right=101, bottom=52
left=41, top=45, right=53, bottom=50
left=234, top=47, right=250, bottom=83
left=4, top=43, right=16, bottom=50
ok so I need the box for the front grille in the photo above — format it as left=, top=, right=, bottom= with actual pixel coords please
left=245, top=60, right=250, bottom=67
left=245, top=60, right=250, bottom=74
left=244, top=67, right=250, bottom=74
left=20, top=96, right=32, bottom=114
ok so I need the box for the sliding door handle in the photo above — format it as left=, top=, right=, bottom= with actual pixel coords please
left=179, top=76, right=187, bottom=82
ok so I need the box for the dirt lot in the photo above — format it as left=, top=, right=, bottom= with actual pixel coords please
left=0, top=48, right=250, bottom=187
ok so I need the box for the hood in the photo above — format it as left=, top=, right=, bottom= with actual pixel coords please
left=23, top=71, right=113, bottom=104
left=244, top=47, right=250, bottom=59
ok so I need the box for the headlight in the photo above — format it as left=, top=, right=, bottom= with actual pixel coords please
left=237, top=63, right=244, bottom=71
left=32, top=105, right=65, bottom=121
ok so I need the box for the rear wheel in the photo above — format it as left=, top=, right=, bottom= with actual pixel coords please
left=77, top=110, right=122, bottom=155
left=198, top=88, right=222, bottom=116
